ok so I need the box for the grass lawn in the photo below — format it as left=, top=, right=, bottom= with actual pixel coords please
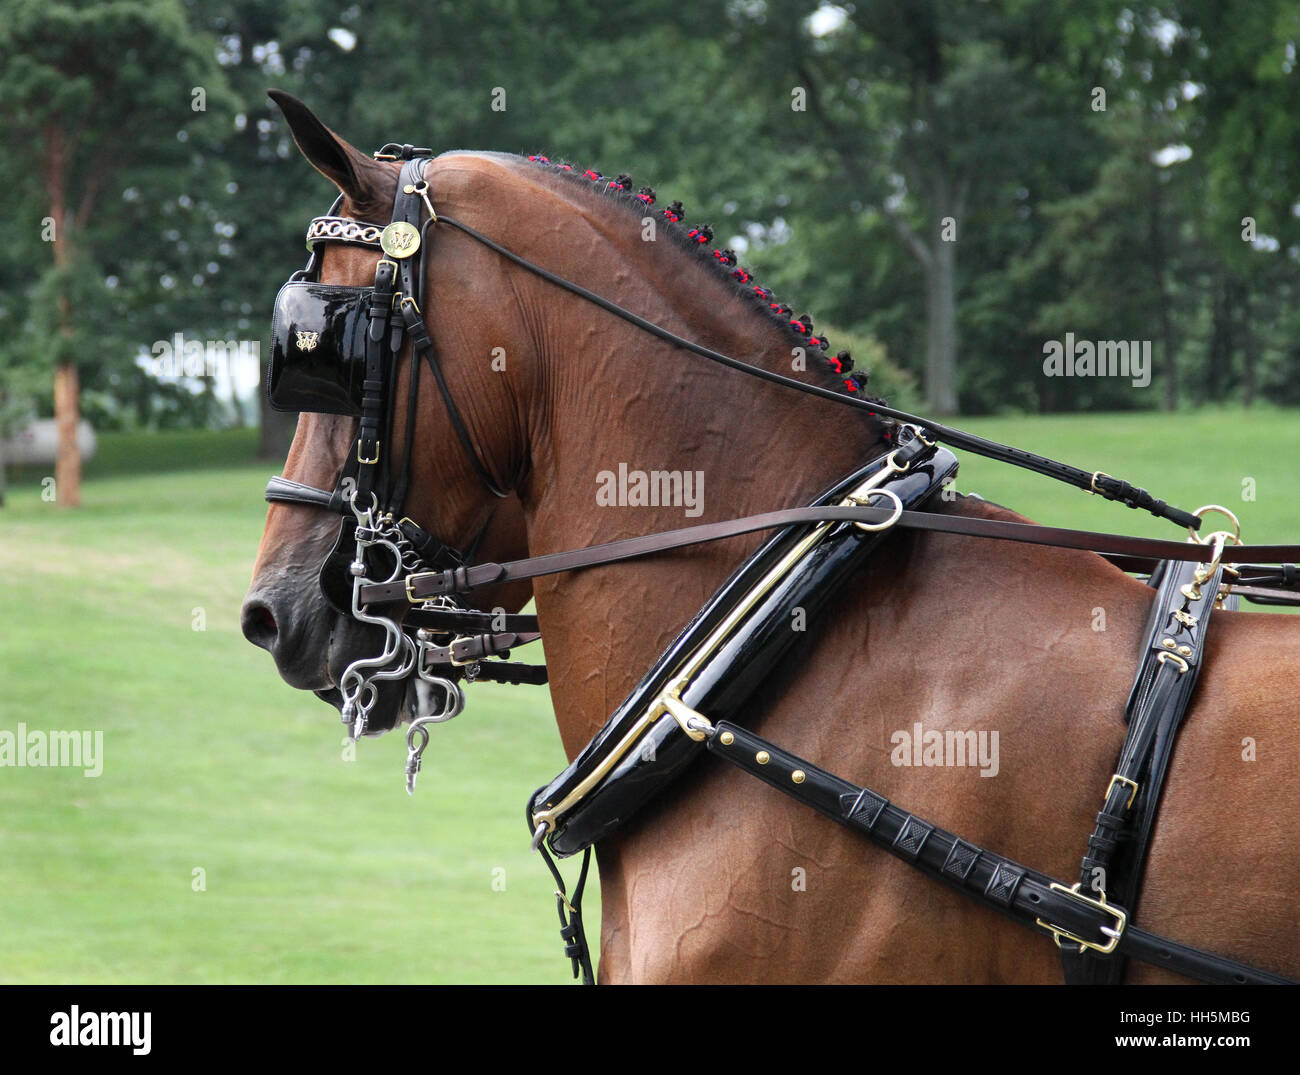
left=0, top=439, right=574, bottom=984
left=0, top=407, right=1294, bottom=982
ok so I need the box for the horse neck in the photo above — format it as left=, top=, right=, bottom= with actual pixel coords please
left=505, top=210, right=880, bottom=755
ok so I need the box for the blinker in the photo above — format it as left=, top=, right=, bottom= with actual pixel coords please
left=268, top=279, right=373, bottom=415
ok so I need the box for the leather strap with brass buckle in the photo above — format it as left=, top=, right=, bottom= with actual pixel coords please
left=1036, top=882, right=1127, bottom=954
left=405, top=571, right=435, bottom=603
left=1106, top=774, right=1139, bottom=810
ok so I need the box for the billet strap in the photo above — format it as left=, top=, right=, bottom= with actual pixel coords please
left=1231, top=584, right=1300, bottom=606
left=1100, top=554, right=1300, bottom=606
left=363, top=504, right=1300, bottom=605
left=434, top=213, right=1200, bottom=530
left=705, top=721, right=1292, bottom=985
left=470, top=661, right=548, bottom=685
left=418, top=630, right=540, bottom=665
left=416, top=630, right=547, bottom=685
left=1063, top=558, right=1223, bottom=985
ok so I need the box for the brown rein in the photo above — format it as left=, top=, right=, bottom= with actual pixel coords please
left=361, top=495, right=1300, bottom=605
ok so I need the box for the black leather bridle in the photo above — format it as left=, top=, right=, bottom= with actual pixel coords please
left=265, top=148, right=526, bottom=741
left=263, top=145, right=1300, bottom=985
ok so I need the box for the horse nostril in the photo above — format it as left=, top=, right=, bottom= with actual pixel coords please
left=241, top=598, right=279, bottom=651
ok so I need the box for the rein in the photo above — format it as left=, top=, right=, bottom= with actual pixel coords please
left=434, top=212, right=1201, bottom=531
left=360, top=499, right=1300, bottom=606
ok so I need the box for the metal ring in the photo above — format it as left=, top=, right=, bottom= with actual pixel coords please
left=1189, top=505, right=1241, bottom=545
left=1157, top=651, right=1189, bottom=674
left=852, top=488, right=904, bottom=532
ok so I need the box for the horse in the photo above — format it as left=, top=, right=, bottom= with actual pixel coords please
left=242, top=94, right=1300, bottom=984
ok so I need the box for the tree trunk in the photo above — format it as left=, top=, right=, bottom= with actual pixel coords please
left=925, top=238, right=959, bottom=414
left=54, top=361, right=81, bottom=507
left=47, top=124, right=82, bottom=507
left=1206, top=269, right=1230, bottom=405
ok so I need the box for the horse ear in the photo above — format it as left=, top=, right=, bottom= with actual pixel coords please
left=267, top=89, right=392, bottom=214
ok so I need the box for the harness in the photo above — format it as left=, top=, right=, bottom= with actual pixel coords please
left=265, top=145, right=1300, bottom=985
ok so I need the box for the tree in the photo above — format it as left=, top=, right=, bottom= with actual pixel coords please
left=718, top=1, right=1109, bottom=414
left=0, top=0, right=229, bottom=504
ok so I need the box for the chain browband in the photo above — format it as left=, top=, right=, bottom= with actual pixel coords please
left=305, top=216, right=386, bottom=249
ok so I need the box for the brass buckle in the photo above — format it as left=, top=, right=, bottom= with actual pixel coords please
left=1089, top=471, right=1111, bottom=494
left=1035, top=882, right=1127, bottom=954
left=449, top=635, right=477, bottom=667
left=357, top=440, right=380, bottom=464
left=883, top=449, right=910, bottom=475
left=1188, top=504, right=1241, bottom=544
left=1106, top=773, right=1139, bottom=810
left=405, top=571, right=436, bottom=604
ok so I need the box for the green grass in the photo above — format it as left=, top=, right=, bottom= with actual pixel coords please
left=0, top=450, right=579, bottom=983
left=0, top=407, right=1294, bottom=982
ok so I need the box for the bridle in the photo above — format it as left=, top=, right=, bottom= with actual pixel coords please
left=266, top=147, right=521, bottom=744
left=264, top=144, right=1300, bottom=985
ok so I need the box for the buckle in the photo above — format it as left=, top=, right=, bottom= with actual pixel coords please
left=661, top=692, right=715, bottom=742
left=357, top=439, right=380, bottom=465
left=405, top=571, right=437, bottom=603
left=1156, top=650, right=1189, bottom=674
left=449, top=635, right=478, bottom=667
left=1106, top=773, right=1140, bottom=810
left=1035, top=882, right=1127, bottom=954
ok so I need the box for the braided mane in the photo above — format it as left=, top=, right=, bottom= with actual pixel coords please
left=522, top=154, right=891, bottom=430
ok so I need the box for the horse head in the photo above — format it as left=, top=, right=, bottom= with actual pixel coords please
left=242, top=92, right=533, bottom=735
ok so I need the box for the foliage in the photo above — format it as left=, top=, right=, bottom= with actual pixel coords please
left=0, top=0, right=1296, bottom=430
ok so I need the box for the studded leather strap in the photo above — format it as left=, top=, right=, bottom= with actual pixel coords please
left=706, top=721, right=1292, bottom=985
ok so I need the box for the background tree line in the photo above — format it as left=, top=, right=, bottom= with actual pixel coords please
left=0, top=0, right=1296, bottom=502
